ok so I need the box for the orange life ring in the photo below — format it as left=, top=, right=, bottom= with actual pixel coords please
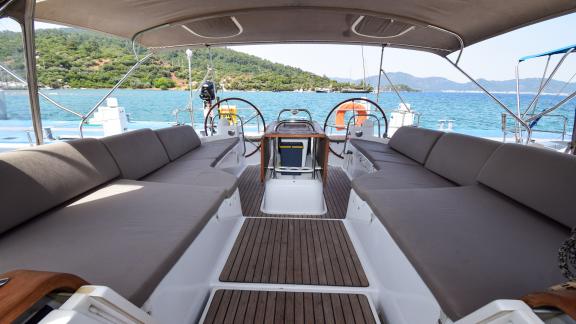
left=335, top=102, right=368, bottom=130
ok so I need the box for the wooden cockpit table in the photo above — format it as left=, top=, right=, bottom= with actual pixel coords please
left=260, top=120, right=329, bottom=185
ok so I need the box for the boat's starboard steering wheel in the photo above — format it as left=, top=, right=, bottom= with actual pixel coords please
left=203, top=97, right=266, bottom=157
left=323, top=97, right=388, bottom=158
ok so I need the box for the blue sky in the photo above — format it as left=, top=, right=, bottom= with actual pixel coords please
left=1, top=13, right=575, bottom=83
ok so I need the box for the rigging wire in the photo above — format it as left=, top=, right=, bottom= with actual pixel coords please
left=361, top=46, right=367, bottom=89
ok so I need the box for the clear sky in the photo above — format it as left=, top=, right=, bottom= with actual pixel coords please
left=1, top=13, right=575, bottom=83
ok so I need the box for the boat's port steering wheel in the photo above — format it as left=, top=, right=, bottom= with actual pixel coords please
left=323, top=97, right=388, bottom=158
left=204, top=97, right=266, bottom=157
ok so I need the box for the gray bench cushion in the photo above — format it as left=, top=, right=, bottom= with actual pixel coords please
left=102, top=129, right=170, bottom=180
left=349, top=139, right=395, bottom=156
left=349, top=139, right=419, bottom=169
left=389, top=126, right=444, bottom=164
left=0, top=139, right=119, bottom=234
left=478, top=144, right=576, bottom=228
left=363, top=185, right=568, bottom=320
left=366, top=151, right=419, bottom=167
left=352, top=164, right=454, bottom=199
left=425, top=133, right=501, bottom=185
left=155, top=125, right=201, bottom=161
left=177, top=138, right=239, bottom=166
left=144, top=164, right=238, bottom=197
left=169, top=158, right=216, bottom=169
left=0, top=179, right=225, bottom=306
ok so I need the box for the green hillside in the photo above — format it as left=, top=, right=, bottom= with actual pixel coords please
left=0, top=28, right=348, bottom=91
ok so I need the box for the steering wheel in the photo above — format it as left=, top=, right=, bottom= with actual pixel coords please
left=323, top=97, right=388, bottom=158
left=203, top=97, right=266, bottom=157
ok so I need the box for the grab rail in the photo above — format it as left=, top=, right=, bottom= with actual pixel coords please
left=209, top=111, right=247, bottom=156
left=274, top=119, right=316, bottom=132
left=342, top=113, right=382, bottom=155
left=277, top=108, right=313, bottom=122
left=502, top=113, right=569, bottom=142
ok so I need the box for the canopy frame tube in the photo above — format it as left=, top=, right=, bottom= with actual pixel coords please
left=381, top=68, right=411, bottom=112
left=375, top=45, right=385, bottom=104
left=2, top=0, right=44, bottom=144
left=21, top=0, right=42, bottom=145
left=0, top=63, right=84, bottom=118
left=78, top=52, right=154, bottom=137
left=376, top=46, right=411, bottom=112
left=520, top=48, right=574, bottom=118
left=526, top=90, right=576, bottom=123
left=0, top=0, right=18, bottom=16
left=444, top=56, right=533, bottom=143
left=513, top=46, right=576, bottom=143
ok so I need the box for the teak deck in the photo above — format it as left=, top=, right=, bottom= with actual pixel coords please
left=220, top=218, right=368, bottom=287
left=206, top=165, right=376, bottom=323
left=203, top=290, right=377, bottom=324
left=238, top=166, right=351, bottom=219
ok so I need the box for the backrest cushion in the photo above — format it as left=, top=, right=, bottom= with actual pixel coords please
left=425, top=133, right=501, bottom=185
left=389, top=126, right=444, bottom=164
left=155, top=125, right=201, bottom=161
left=101, top=128, right=170, bottom=180
left=478, top=144, right=576, bottom=228
left=0, top=138, right=119, bottom=234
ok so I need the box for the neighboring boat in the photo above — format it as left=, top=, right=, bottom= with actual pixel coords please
left=0, top=1, right=575, bottom=324
left=341, top=88, right=371, bottom=93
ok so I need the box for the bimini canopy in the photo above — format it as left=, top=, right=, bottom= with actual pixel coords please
left=519, top=44, right=576, bottom=62
left=29, top=0, right=576, bottom=56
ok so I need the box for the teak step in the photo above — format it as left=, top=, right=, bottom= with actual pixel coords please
left=220, top=218, right=368, bottom=287
left=203, top=289, right=377, bottom=324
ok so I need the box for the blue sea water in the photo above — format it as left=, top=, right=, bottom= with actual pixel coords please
left=1, top=89, right=574, bottom=142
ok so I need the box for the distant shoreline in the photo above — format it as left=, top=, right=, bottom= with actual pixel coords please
left=0, top=88, right=569, bottom=96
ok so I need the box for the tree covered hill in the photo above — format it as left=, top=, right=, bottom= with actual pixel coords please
left=0, top=28, right=347, bottom=91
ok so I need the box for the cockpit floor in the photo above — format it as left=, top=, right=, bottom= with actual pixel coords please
left=220, top=218, right=368, bottom=287
left=238, top=165, right=351, bottom=219
left=203, top=289, right=376, bottom=324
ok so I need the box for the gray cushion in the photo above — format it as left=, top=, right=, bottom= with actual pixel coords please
left=477, top=144, right=576, bottom=228
left=101, top=129, right=170, bottom=180
left=0, top=179, right=225, bottom=306
left=0, top=139, right=119, bottom=234
left=363, top=185, right=568, bottom=320
left=373, top=160, right=420, bottom=170
left=177, top=138, right=239, bottom=166
left=389, top=126, right=444, bottom=164
left=155, top=125, right=201, bottom=161
left=144, top=164, right=238, bottom=197
left=352, top=164, right=454, bottom=200
left=349, top=139, right=420, bottom=172
left=366, top=151, right=419, bottom=167
left=349, top=138, right=395, bottom=156
left=170, top=158, right=216, bottom=169
left=425, top=133, right=501, bottom=185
